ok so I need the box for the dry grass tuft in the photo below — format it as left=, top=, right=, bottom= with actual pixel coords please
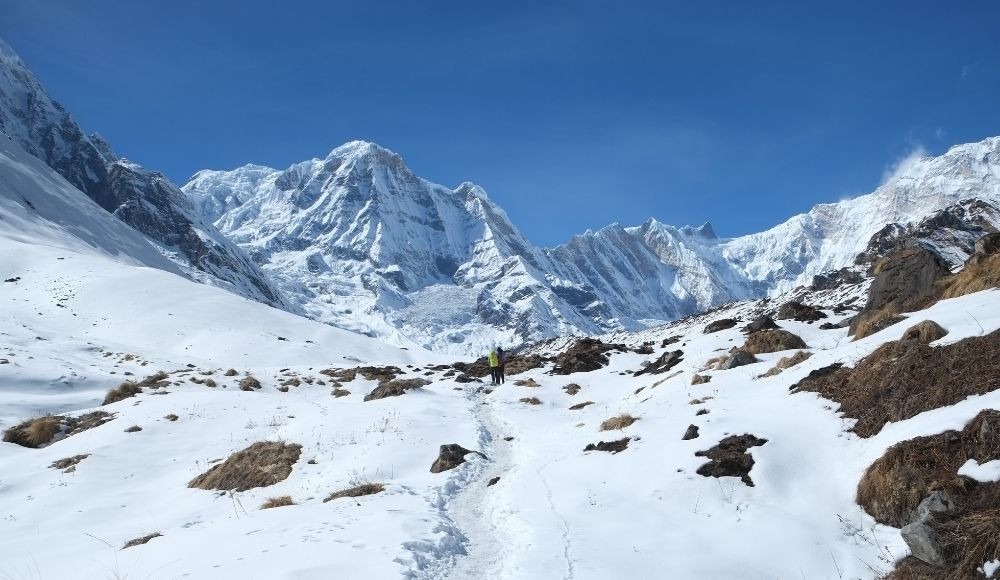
left=563, top=383, right=581, bottom=395
left=50, top=454, right=89, bottom=472
left=324, top=483, right=385, bottom=502
left=2, top=416, right=61, bottom=448
left=940, top=251, right=1000, bottom=299
left=519, top=397, right=542, bottom=405
left=691, top=374, right=711, bottom=385
left=760, top=350, right=812, bottom=377
left=599, top=414, right=638, bottom=431
left=188, top=441, right=303, bottom=491
left=899, top=320, right=948, bottom=344
left=260, top=495, right=295, bottom=509
left=103, top=381, right=141, bottom=405
left=794, top=330, right=1000, bottom=437
left=852, top=307, right=905, bottom=340
left=514, top=378, right=540, bottom=387
left=224, top=368, right=239, bottom=376
left=332, top=387, right=351, bottom=398
left=239, top=376, right=262, bottom=391
left=740, top=329, right=807, bottom=354
left=122, top=532, right=161, bottom=550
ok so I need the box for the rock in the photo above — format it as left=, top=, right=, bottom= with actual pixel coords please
left=900, top=520, right=947, bottom=567
left=974, top=231, right=1000, bottom=257
left=682, top=424, right=699, bottom=440
left=777, top=301, right=827, bottom=322
left=912, top=491, right=955, bottom=523
left=899, top=320, right=948, bottom=344
left=563, top=383, right=581, bottom=395
left=721, top=350, right=758, bottom=370
left=633, top=350, right=684, bottom=376
left=691, top=374, right=711, bottom=385
left=695, top=434, right=768, bottom=486
left=704, top=318, right=738, bottom=334
left=487, top=476, right=500, bottom=487
left=850, top=246, right=950, bottom=336
left=549, top=338, right=625, bottom=375
left=742, top=315, right=780, bottom=334
left=740, top=329, right=807, bottom=355
left=430, top=444, right=487, bottom=473
left=583, top=438, right=630, bottom=454
left=811, top=267, right=865, bottom=291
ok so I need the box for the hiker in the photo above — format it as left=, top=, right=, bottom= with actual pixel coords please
left=496, top=347, right=506, bottom=384
left=488, top=348, right=500, bottom=385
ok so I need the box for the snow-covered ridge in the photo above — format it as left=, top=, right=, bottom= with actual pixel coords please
left=0, top=36, right=288, bottom=308
left=184, top=136, right=1000, bottom=353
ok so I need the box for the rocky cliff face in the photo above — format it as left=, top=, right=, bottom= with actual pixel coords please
left=0, top=38, right=287, bottom=308
left=184, top=135, right=1000, bottom=353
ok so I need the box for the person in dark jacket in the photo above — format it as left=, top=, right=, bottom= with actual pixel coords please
left=496, top=347, right=506, bottom=384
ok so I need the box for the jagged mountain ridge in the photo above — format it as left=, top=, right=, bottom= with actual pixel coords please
left=0, top=37, right=287, bottom=308
left=183, top=136, right=1000, bottom=353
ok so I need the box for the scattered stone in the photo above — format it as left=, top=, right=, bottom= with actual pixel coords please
left=695, top=434, right=768, bottom=486
left=661, top=336, right=681, bottom=347
left=691, top=374, right=711, bottom=385
left=519, top=397, right=542, bottom=405
left=900, top=520, right=947, bottom=567
left=720, top=350, right=758, bottom=369
left=224, top=368, right=239, bottom=376
left=777, top=301, right=827, bottom=322
left=634, top=350, right=684, bottom=376
left=569, top=401, right=594, bottom=410
left=487, top=476, right=500, bottom=487
left=164, top=414, right=179, bottom=421
left=695, top=409, right=709, bottom=416
left=124, top=425, right=142, bottom=433
left=584, top=438, right=630, bottom=454
left=430, top=444, right=487, bottom=473
left=704, top=318, right=738, bottom=334
left=682, top=425, right=699, bottom=440
left=742, top=315, right=780, bottom=334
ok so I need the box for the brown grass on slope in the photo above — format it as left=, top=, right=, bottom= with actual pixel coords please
left=188, top=441, right=302, bottom=491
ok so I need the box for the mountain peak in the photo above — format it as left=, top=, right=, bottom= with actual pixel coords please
left=328, top=140, right=397, bottom=160
left=679, top=221, right=716, bottom=239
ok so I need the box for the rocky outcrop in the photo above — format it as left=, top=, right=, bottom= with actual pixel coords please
left=695, top=434, right=768, bottom=486
left=430, top=444, right=487, bottom=473
left=550, top=338, right=625, bottom=375
left=776, top=301, right=827, bottom=322
left=704, top=318, right=738, bottom=334
left=742, top=315, right=780, bottom=334
left=634, top=350, right=684, bottom=376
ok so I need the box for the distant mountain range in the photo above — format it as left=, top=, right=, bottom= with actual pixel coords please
left=1, top=36, right=998, bottom=353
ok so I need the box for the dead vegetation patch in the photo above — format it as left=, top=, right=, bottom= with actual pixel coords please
left=324, top=483, right=385, bottom=502
left=759, top=350, right=812, bottom=377
left=569, top=401, right=594, bottom=411
left=188, top=441, right=302, bottom=491
left=740, top=329, right=807, bottom=354
left=364, top=377, right=431, bottom=401
left=563, top=383, right=581, bottom=395
left=260, top=495, right=295, bottom=509
left=691, top=374, right=711, bottom=385
left=519, top=397, right=542, bottom=405
left=239, top=376, right=262, bottom=391
left=852, top=308, right=906, bottom=341
left=50, top=454, right=89, bottom=472
left=549, top=338, right=627, bottom=375
left=122, top=532, right=161, bottom=550
left=103, top=381, right=142, bottom=405
left=332, top=387, right=351, bottom=398
left=792, top=330, right=1000, bottom=437
left=3, top=416, right=61, bottom=448
left=600, top=414, right=638, bottom=431
left=695, top=434, right=768, bottom=486
left=584, top=437, right=630, bottom=454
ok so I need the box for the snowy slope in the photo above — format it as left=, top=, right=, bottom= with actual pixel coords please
left=0, top=36, right=288, bottom=308
left=185, top=137, right=1000, bottom=353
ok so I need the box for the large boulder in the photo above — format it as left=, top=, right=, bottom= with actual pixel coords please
left=900, top=521, right=947, bottom=567
left=742, top=315, right=779, bottom=334
left=634, top=350, right=684, bottom=376
left=776, top=301, right=827, bottom=322
left=430, top=444, right=487, bottom=473
left=720, top=350, right=759, bottom=370
left=704, top=318, right=738, bottom=334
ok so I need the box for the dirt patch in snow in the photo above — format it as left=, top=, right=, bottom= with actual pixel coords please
left=792, top=330, right=1000, bottom=437
left=695, top=434, right=768, bottom=486
left=759, top=350, right=812, bottom=378
left=188, top=441, right=302, bottom=491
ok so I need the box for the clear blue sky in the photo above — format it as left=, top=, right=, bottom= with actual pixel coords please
left=2, top=1, right=999, bottom=246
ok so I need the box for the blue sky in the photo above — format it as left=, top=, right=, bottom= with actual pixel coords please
left=2, top=1, right=999, bottom=246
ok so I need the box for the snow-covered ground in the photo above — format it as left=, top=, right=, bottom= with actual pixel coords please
left=4, top=111, right=1000, bottom=579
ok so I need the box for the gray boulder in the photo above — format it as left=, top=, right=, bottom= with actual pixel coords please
left=900, top=520, right=947, bottom=567
left=721, top=350, right=759, bottom=370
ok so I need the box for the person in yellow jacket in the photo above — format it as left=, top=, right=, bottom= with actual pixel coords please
left=488, top=349, right=500, bottom=385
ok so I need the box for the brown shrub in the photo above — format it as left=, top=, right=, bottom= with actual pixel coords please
left=239, top=376, right=262, bottom=391
left=899, top=320, right=948, bottom=344
left=203, top=378, right=217, bottom=388
left=702, top=355, right=728, bottom=371
left=188, top=441, right=302, bottom=491
left=852, top=307, right=906, bottom=340
left=740, top=329, right=807, bottom=355
left=260, top=495, right=295, bottom=509
left=137, top=371, right=170, bottom=389
left=122, top=532, right=161, bottom=550
left=794, top=330, right=1000, bottom=437
left=857, top=409, right=1000, bottom=527
left=519, top=397, right=542, bottom=405
left=563, top=383, right=581, bottom=395
left=600, top=414, right=638, bottom=431
left=324, top=483, right=385, bottom=502
left=103, top=381, right=141, bottom=405
left=2, top=416, right=61, bottom=448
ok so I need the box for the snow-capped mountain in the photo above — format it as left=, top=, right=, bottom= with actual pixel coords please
left=184, top=137, right=1000, bottom=353
left=0, top=37, right=287, bottom=308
